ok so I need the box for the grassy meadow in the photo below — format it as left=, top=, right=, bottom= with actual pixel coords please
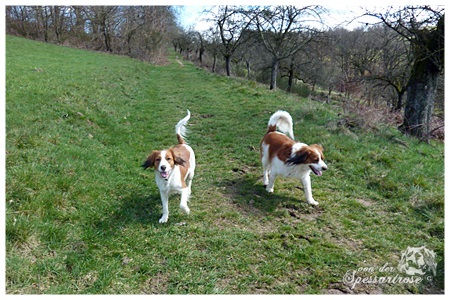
left=5, top=35, right=444, bottom=294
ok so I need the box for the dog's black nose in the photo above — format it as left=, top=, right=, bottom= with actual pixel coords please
left=161, top=165, right=166, bottom=171
left=322, top=166, right=328, bottom=171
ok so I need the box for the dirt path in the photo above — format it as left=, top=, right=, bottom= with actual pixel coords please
left=175, top=59, right=184, bottom=67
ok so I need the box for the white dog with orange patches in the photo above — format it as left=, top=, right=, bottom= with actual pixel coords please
left=260, top=110, right=327, bottom=205
left=143, top=110, right=195, bottom=223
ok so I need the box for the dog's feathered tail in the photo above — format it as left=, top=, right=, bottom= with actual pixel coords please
left=267, top=110, right=294, bottom=140
left=176, top=109, right=191, bottom=144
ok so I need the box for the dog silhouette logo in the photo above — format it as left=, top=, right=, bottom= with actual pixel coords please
left=397, top=246, right=437, bottom=276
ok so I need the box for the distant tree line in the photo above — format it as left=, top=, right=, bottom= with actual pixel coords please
left=5, top=6, right=180, bottom=62
left=6, top=5, right=444, bottom=140
left=173, top=5, right=444, bottom=140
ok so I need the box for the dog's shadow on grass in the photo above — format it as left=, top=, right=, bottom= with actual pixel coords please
left=92, top=173, right=320, bottom=235
left=117, top=191, right=163, bottom=224
left=218, top=172, right=320, bottom=216
left=92, top=189, right=163, bottom=236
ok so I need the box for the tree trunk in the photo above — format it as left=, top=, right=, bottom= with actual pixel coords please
left=245, top=59, right=251, bottom=79
left=127, top=32, right=133, bottom=56
left=225, top=55, right=231, bottom=76
left=103, top=26, right=112, bottom=52
left=212, top=54, right=217, bottom=73
left=42, top=7, right=49, bottom=42
left=399, top=15, right=443, bottom=140
left=100, top=17, right=112, bottom=52
left=199, top=49, right=204, bottom=65
left=400, top=65, right=438, bottom=139
left=394, top=89, right=405, bottom=112
left=270, top=57, right=279, bottom=90
left=51, top=7, right=61, bottom=43
left=73, top=6, right=86, bottom=39
left=287, top=61, right=294, bottom=93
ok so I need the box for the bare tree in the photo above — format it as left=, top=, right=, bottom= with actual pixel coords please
left=354, top=25, right=412, bottom=111
left=203, top=28, right=222, bottom=73
left=253, top=5, right=325, bottom=90
left=366, top=6, right=444, bottom=139
left=88, top=6, right=118, bottom=52
left=362, top=25, right=413, bottom=110
left=190, top=32, right=204, bottom=64
left=34, top=6, right=51, bottom=42
left=49, top=6, right=66, bottom=43
left=175, top=30, right=196, bottom=60
left=234, top=31, right=261, bottom=79
left=6, top=6, right=33, bottom=37
left=212, top=5, right=255, bottom=76
left=72, top=6, right=88, bottom=40
left=117, top=6, right=177, bottom=61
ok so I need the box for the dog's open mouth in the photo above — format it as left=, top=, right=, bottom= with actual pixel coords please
left=310, top=166, right=323, bottom=176
left=160, top=171, right=170, bottom=179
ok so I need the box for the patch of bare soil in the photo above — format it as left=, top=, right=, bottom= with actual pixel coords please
left=356, top=198, right=375, bottom=207
left=142, top=272, right=169, bottom=294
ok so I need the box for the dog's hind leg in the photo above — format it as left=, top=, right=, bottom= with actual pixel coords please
left=261, top=146, right=270, bottom=187
left=262, top=163, right=270, bottom=187
left=266, top=173, right=276, bottom=193
left=186, top=172, right=194, bottom=197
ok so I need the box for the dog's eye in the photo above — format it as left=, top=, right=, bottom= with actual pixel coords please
left=166, top=157, right=172, bottom=161
left=156, top=158, right=161, bottom=162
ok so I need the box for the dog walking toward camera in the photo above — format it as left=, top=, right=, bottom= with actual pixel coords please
left=142, top=110, right=196, bottom=223
left=260, top=110, right=327, bottom=205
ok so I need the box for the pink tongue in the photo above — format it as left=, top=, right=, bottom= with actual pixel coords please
left=161, top=171, right=169, bottom=178
left=310, top=166, right=322, bottom=176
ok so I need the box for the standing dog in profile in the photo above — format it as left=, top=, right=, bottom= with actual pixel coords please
left=142, top=110, right=196, bottom=223
left=260, top=110, right=327, bottom=205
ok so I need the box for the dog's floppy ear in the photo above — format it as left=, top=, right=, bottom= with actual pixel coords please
left=286, top=148, right=310, bottom=165
left=174, top=156, right=186, bottom=166
left=310, top=144, right=325, bottom=159
left=142, top=151, right=159, bottom=169
left=169, top=148, right=186, bottom=166
left=310, top=144, right=323, bottom=152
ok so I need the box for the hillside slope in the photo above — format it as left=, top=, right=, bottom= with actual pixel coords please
left=5, top=35, right=444, bottom=294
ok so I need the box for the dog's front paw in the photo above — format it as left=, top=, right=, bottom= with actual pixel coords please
left=266, top=187, right=274, bottom=193
left=159, top=215, right=169, bottom=223
left=180, top=204, right=190, bottom=215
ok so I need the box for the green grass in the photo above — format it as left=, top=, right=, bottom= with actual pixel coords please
left=5, top=35, right=444, bottom=294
